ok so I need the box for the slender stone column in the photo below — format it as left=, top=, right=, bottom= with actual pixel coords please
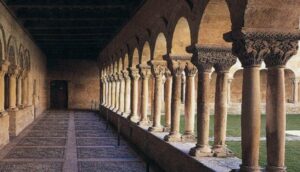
left=105, top=76, right=109, bottom=107
left=110, top=75, right=116, bottom=110
left=164, top=57, right=188, bottom=142
left=21, top=72, right=28, bottom=107
left=107, top=76, right=112, bottom=108
left=264, top=37, right=298, bottom=172
left=292, top=78, right=299, bottom=104
left=227, top=78, right=233, bottom=104
left=212, top=53, right=236, bottom=157
left=102, top=77, right=106, bottom=105
left=117, top=72, right=125, bottom=114
left=8, top=66, right=19, bottom=111
left=188, top=46, right=214, bottom=157
left=0, top=60, right=9, bottom=114
left=149, top=61, right=166, bottom=132
left=17, top=71, right=23, bottom=108
left=113, top=73, right=120, bottom=112
left=138, top=66, right=151, bottom=126
left=123, top=70, right=131, bottom=117
left=164, top=70, right=172, bottom=131
left=128, top=68, right=140, bottom=123
left=182, top=62, right=197, bottom=142
left=230, top=33, right=272, bottom=171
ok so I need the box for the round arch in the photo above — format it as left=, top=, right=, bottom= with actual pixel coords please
left=140, top=41, right=151, bottom=64
left=7, top=36, right=18, bottom=66
left=0, top=24, right=6, bottom=61
left=153, top=33, right=167, bottom=60
left=171, top=17, right=191, bottom=55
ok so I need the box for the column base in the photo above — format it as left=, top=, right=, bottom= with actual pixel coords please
left=116, top=111, right=123, bottom=115
left=137, top=120, right=151, bottom=126
left=122, top=112, right=130, bottom=118
left=189, top=145, right=213, bottom=157
left=0, top=111, right=8, bottom=118
left=112, top=108, right=118, bottom=112
left=266, top=166, right=286, bottom=172
left=8, top=107, right=19, bottom=112
left=212, top=145, right=235, bottom=157
left=240, top=165, right=261, bottom=172
left=128, top=115, right=140, bottom=123
left=164, top=132, right=182, bottom=142
left=163, top=126, right=170, bottom=132
left=181, top=133, right=196, bottom=142
left=148, top=126, right=163, bottom=132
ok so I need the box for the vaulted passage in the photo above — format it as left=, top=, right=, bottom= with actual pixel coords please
left=1, top=0, right=300, bottom=172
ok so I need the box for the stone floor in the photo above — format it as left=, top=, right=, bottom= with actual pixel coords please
left=0, top=110, right=156, bottom=172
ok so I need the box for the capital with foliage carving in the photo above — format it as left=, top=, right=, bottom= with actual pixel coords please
left=185, top=62, right=198, bottom=77
left=139, top=65, right=151, bottom=80
left=129, top=68, right=140, bottom=80
left=149, top=60, right=167, bottom=78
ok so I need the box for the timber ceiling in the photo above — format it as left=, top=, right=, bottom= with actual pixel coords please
left=4, top=0, right=145, bottom=60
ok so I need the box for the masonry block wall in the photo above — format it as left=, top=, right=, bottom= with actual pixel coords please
left=0, top=2, right=48, bottom=147
left=47, top=59, right=100, bottom=110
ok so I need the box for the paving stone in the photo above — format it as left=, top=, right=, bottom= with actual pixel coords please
left=77, top=147, right=137, bottom=159
left=76, top=138, right=124, bottom=146
left=75, top=125, right=106, bottom=130
left=0, top=162, right=63, bottom=172
left=78, top=161, right=145, bottom=172
left=27, top=131, right=67, bottom=138
left=32, top=125, right=68, bottom=130
left=18, top=138, right=67, bottom=146
left=76, top=130, right=116, bottom=138
left=5, top=148, right=65, bottom=159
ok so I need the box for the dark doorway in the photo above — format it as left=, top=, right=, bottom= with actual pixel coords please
left=50, top=80, right=68, bottom=109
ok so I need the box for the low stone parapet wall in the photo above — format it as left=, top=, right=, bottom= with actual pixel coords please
left=100, top=106, right=241, bottom=172
left=8, top=106, right=34, bottom=137
left=0, top=112, right=9, bottom=149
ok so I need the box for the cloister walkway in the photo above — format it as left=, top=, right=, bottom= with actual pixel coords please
left=0, top=110, right=156, bottom=172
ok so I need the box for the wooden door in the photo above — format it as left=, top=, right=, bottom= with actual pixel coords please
left=50, top=80, right=68, bottom=109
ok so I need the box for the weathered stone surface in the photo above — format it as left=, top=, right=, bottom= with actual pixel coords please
left=78, top=161, right=145, bottom=172
left=76, top=138, right=125, bottom=146
left=77, top=147, right=137, bottom=159
left=18, top=138, right=67, bottom=146
left=0, top=162, right=63, bottom=172
left=5, top=148, right=65, bottom=159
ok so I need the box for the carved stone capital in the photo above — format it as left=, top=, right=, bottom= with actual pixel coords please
left=130, top=68, right=140, bottom=80
left=140, top=68, right=151, bottom=79
left=8, top=65, right=20, bottom=77
left=165, top=69, right=172, bottom=78
left=0, top=60, right=10, bottom=74
left=264, top=39, right=298, bottom=68
left=169, top=60, right=186, bottom=76
left=231, top=31, right=300, bottom=68
left=185, top=62, right=198, bottom=77
left=149, top=60, right=167, bottom=78
left=122, top=70, right=130, bottom=80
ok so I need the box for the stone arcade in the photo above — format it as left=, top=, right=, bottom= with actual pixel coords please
left=0, top=0, right=300, bottom=172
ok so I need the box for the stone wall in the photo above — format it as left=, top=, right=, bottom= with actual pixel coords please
left=47, top=59, right=100, bottom=110
left=0, top=2, right=48, bottom=147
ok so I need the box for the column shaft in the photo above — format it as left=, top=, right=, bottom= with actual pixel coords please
left=129, top=71, right=140, bottom=122
left=17, top=76, right=22, bottom=108
left=182, top=67, right=196, bottom=141
left=190, top=70, right=212, bottom=156
left=9, top=75, right=17, bottom=110
left=0, top=72, right=5, bottom=112
left=119, top=77, right=125, bottom=113
left=124, top=77, right=131, bottom=116
left=139, top=74, right=150, bottom=125
left=266, top=67, right=286, bottom=171
left=164, top=74, right=172, bottom=131
left=164, top=71, right=182, bottom=141
left=293, top=79, right=299, bottom=104
left=114, top=77, right=120, bottom=111
left=240, top=67, right=261, bottom=171
left=149, top=72, right=163, bottom=132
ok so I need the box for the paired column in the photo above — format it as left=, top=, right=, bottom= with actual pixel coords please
left=8, top=66, right=19, bottom=111
left=163, top=70, right=172, bottom=131
left=117, top=72, right=125, bottom=114
left=107, top=76, right=112, bottom=108
left=164, top=56, right=188, bottom=142
left=232, top=34, right=268, bottom=171
left=227, top=78, right=233, bottom=105
left=264, top=37, right=298, bottom=172
left=128, top=68, right=140, bottom=123
left=123, top=70, right=131, bottom=117
left=189, top=46, right=214, bottom=157
left=149, top=60, right=166, bottom=132
left=0, top=60, right=9, bottom=114
left=138, top=65, right=151, bottom=126
left=21, top=72, right=28, bottom=107
left=212, top=50, right=237, bottom=157
left=113, top=73, right=120, bottom=112
left=17, top=71, right=23, bottom=108
left=182, top=62, right=197, bottom=142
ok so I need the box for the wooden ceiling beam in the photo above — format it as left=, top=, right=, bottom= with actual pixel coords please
left=9, top=5, right=127, bottom=9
